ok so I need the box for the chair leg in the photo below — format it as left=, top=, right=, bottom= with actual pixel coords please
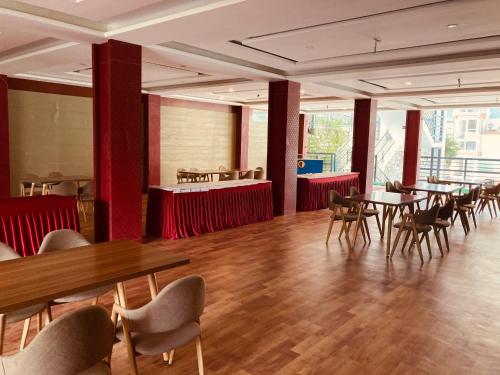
left=195, top=337, right=205, bottom=375
left=452, top=211, right=458, bottom=224
left=37, top=312, right=43, bottom=332
left=20, top=317, right=31, bottom=350
left=401, top=230, right=411, bottom=253
left=363, top=219, right=371, bottom=243
left=326, top=218, right=334, bottom=244
left=433, top=227, right=444, bottom=256
left=411, top=221, right=424, bottom=264
left=373, top=204, right=382, bottom=236
left=168, top=350, right=175, bottom=365
left=390, top=216, right=407, bottom=259
left=470, top=209, right=477, bottom=229
left=45, top=305, right=53, bottom=325
left=92, top=297, right=98, bottom=306
left=487, top=200, right=494, bottom=219
left=121, top=316, right=138, bottom=375
left=360, top=222, right=367, bottom=244
left=0, top=314, right=5, bottom=355
left=424, top=232, right=432, bottom=259
left=442, top=227, right=450, bottom=252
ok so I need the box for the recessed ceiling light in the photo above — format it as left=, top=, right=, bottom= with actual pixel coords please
left=447, top=24, right=458, bottom=29
left=228, top=88, right=234, bottom=92
left=305, top=45, right=315, bottom=50
left=405, top=81, right=412, bottom=86
left=300, top=89, right=305, bottom=94
left=219, top=96, right=225, bottom=100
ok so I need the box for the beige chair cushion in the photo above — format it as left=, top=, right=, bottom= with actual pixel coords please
left=116, top=321, right=201, bottom=355
left=0, top=306, right=114, bottom=375
left=393, top=222, right=432, bottom=233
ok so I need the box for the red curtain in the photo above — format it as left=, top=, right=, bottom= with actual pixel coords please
left=297, top=174, right=360, bottom=211
left=0, top=196, right=80, bottom=257
left=146, top=182, right=273, bottom=240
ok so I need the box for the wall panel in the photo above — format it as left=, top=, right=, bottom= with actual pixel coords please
left=8, top=90, right=93, bottom=195
left=160, top=105, right=236, bottom=185
left=248, top=109, right=268, bottom=175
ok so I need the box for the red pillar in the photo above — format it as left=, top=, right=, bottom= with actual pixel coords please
left=298, top=113, right=308, bottom=158
left=235, top=106, right=250, bottom=171
left=351, top=99, right=377, bottom=193
left=0, top=75, right=9, bottom=199
left=267, top=80, right=300, bottom=216
left=143, top=94, right=161, bottom=190
left=92, top=40, right=142, bottom=241
left=402, top=110, right=422, bottom=186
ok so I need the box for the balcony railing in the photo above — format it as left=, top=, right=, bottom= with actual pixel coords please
left=420, top=155, right=500, bottom=182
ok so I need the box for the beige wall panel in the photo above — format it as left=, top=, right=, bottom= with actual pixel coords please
left=160, top=105, right=236, bottom=185
left=248, top=109, right=268, bottom=177
left=8, top=90, right=93, bottom=195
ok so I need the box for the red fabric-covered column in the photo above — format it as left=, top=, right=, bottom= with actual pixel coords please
left=143, top=94, right=161, bottom=189
left=92, top=40, right=142, bottom=241
left=267, top=80, right=300, bottom=216
left=298, top=113, right=308, bottom=158
left=0, top=75, right=10, bottom=199
left=351, top=99, right=377, bottom=193
left=402, top=110, right=422, bottom=186
left=235, top=106, right=249, bottom=170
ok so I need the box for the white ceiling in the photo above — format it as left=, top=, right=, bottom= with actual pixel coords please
left=2, top=0, right=500, bottom=110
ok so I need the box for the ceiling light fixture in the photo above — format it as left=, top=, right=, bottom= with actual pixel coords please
left=405, top=81, right=412, bottom=86
left=219, top=96, right=225, bottom=100
left=300, top=89, right=305, bottom=94
left=228, top=88, right=234, bottom=92
left=447, top=24, right=458, bottom=29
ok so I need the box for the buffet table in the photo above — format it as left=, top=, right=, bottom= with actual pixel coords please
left=146, top=180, right=273, bottom=239
left=297, top=172, right=360, bottom=211
left=0, top=195, right=80, bottom=257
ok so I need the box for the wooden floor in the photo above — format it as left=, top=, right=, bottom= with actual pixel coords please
left=3, top=203, right=500, bottom=374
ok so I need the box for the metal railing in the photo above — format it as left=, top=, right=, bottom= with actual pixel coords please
left=420, top=155, right=500, bottom=182
left=306, top=152, right=337, bottom=172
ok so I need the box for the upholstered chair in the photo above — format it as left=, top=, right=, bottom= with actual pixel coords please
left=0, top=305, right=114, bottom=375
left=254, top=167, right=264, bottom=180
left=114, top=275, right=206, bottom=375
left=19, top=173, right=41, bottom=197
left=0, top=243, right=47, bottom=354
left=38, top=230, right=113, bottom=308
left=349, top=186, right=382, bottom=236
left=239, top=170, right=255, bottom=179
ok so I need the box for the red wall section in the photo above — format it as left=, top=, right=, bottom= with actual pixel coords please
left=143, top=94, right=161, bottom=188
left=235, top=106, right=250, bottom=171
left=0, top=75, right=10, bottom=198
left=402, top=110, right=422, bottom=186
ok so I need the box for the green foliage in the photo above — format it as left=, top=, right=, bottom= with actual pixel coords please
left=307, top=116, right=349, bottom=153
left=444, top=135, right=460, bottom=158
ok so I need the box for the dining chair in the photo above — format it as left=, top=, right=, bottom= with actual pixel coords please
left=350, top=186, right=382, bottom=236
left=456, top=187, right=479, bottom=229
left=38, top=230, right=114, bottom=312
left=78, top=182, right=94, bottom=222
left=385, top=182, right=408, bottom=217
left=114, top=275, right=206, bottom=375
left=0, top=243, right=47, bottom=354
left=452, top=191, right=473, bottom=234
left=218, top=165, right=227, bottom=171
left=0, top=305, right=114, bottom=375
left=19, top=173, right=41, bottom=197
left=219, top=171, right=238, bottom=181
left=391, top=204, right=441, bottom=263
left=394, top=180, right=412, bottom=194
left=476, top=183, right=500, bottom=218
left=240, top=170, right=255, bottom=179
left=190, top=168, right=209, bottom=183
left=433, top=198, right=454, bottom=252
left=176, top=169, right=190, bottom=184
left=49, top=181, right=78, bottom=197
left=254, top=167, right=264, bottom=180
left=326, top=190, right=369, bottom=248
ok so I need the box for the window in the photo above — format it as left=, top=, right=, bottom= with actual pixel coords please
left=467, top=120, right=477, bottom=132
left=465, top=141, right=476, bottom=151
left=456, top=120, right=466, bottom=138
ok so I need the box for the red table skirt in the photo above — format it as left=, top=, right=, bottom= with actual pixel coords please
left=146, top=182, right=273, bottom=240
left=0, top=195, right=80, bottom=257
left=297, top=174, right=360, bottom=211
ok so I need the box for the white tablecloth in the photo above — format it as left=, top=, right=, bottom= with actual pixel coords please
left=297, top=172, right=359, bottom=180
left=150, top=179, right=270, bottom=193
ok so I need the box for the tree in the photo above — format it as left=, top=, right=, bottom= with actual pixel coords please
left=307, top=116, right=349, bottom=154
left=444, top=135, right=460, bottom=158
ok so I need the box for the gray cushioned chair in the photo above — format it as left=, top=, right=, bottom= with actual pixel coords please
left=38, top=230, right=114, bottom=306
left=0, top=243, right=47, bottom=354
left=114, top=275, right=206, bottom=375
left=0, top=305, right=114, bottom=375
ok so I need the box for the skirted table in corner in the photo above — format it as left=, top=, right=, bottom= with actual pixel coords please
left=297, top=172, right=360, bottom=211
left=146, top=180, right=273, bottom=240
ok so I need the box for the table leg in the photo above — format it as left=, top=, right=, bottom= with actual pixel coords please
left=386, top=206, right=394, bottom=257
left=381, top=205, right=387, bottom=238
left=426, top=192, right=431, bottom=209
left=30, top=183, right=36, bottom=196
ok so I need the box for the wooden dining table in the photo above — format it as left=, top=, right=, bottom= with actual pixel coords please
left=0, top=240, right=189, bottom=314
left=351, top=191, right=427, bottom=256
left=405, top=182, right=461, bottom=208
left=20, top=175, right=93, bottom=196
left=187, top=169, right=242, bottom=182
left=437, top=177, right=485, bottom=191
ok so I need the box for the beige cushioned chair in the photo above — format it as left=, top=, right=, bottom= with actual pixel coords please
left=0, top=305, right=114, bottom=375
left=115, top=275, right=206, bottom=375
left=0, top=243, right=47, bottom=354
left=38, top=230, right=113, bottom=304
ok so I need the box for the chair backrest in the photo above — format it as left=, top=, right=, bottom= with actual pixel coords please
left=122, top=275, right=205, bottom=334
left=456, top=190, right=473, bottom=206
left=427, top=175, right=439, bottom=183
left=254, top=167, right=264, bottom=180
left=38, top=229, right=90, bottom=255
left=79, top=182, right=94, bottom=197
left=218, top=165, right=227, bottom=171
left=471, top=186, right=481, bottom=202
left=415, top=204, right=440, bottom=225
left=349, top=186, right=360, bottom=196
left=0, top=305, right=114, bottom=375
left=240, top=170, right=255, bottom=179
left=221, top=171, right=238, bottom=181
left=48, top=171, right=63, bottom=178
left=328, top=190, right=352, bottom=209
left=0, top=243, right=20, bottom=262
left=438, top=198, right=454, bottom=220
left=50, top=181, right=78, bottom=197
left=393, top=180, right=407, bottom=193
left=385, top=181, right=397, bottom=193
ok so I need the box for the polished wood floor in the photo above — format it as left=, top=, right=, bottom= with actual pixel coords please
left=3, top=201, right=500, bottom=374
